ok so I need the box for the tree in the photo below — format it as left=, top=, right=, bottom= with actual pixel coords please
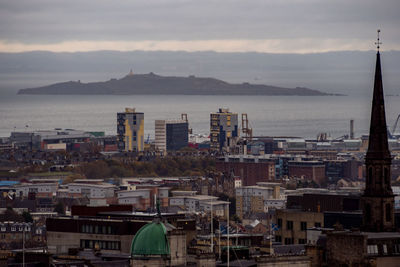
left=232, top=214, right=242, bottom=223
left=63, top=173, right=85, bottom=184
left=54, top=201, right=65, bottom=215
left=22, top=211, right=33, bottom=223
left=80, top=160, right=110, bottom=179
left=1, top=207, right=24, bottom=222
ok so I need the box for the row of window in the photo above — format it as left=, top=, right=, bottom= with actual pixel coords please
left=367, top=166, right=390, bottom=185
left=277, top=219, right=321, bottom=231
left=81, top=224, right=117, bottom=235
left=1, top=226, right=31, bottom=232
left=367, top=244, right=400, bottom=255
left=80, top=239, right=121, bottom=250
left=365, top=203, right=392, bottom=223
left=274, top=236, right=307, bottom=245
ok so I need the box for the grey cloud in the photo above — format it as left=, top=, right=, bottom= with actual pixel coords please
left=0, top=0, right=399, bottom=44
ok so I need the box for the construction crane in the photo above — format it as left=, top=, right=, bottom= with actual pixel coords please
left=241, top=113, right=253, bottom=141
left=387, top=114, right=400, bottom=139
left=181, top=113, right=193, bottom=134
left=392, top=114, right=400, bottom=135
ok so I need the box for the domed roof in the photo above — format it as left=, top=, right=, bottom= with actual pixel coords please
left=131, top=221, right=170, bottom=256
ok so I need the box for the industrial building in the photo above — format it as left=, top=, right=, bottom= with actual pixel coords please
left=10, top=129, right=95, bottom=151
left=210, top=108, right=239, bottom=152
left=117, top=108, right=144, bottom=152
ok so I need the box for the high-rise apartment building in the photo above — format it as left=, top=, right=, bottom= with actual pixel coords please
left=155, top=120, right=188, bottom=152
left=210, top=108, right=239, bottom=152
left=117, top=108, right=144, bottom=152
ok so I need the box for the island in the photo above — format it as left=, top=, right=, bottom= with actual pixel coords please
left=18, top=72, right=333, bottom=96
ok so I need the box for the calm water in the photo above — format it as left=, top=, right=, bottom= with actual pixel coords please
left=0, top=93, right=399, bottom=139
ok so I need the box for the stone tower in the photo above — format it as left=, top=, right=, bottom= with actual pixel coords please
left=361, top=46, right=395, bottom=232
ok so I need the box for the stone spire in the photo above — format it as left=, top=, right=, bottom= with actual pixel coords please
left=365, top=51, right=391, bottom=161
left=362, top=31, right=395, bottom=232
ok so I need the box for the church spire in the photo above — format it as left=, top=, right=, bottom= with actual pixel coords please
left=366, top=32, right=390, bottom=161
left=362, top=30, right=395, bottom=232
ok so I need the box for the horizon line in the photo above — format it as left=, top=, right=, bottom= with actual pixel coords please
left=1, top=39, right=399, bottom=54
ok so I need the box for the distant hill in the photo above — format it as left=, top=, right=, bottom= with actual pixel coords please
left=2, top=50, right=399, bottom=95
left=17, top=73, right=331, bottom=96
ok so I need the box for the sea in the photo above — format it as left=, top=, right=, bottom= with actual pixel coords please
left=1, top=91, right=399, bottom=140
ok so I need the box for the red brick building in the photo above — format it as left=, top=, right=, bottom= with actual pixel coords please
left=288, top=160, right=326, bottom=185
left=216, top=160, right=275, bottom=186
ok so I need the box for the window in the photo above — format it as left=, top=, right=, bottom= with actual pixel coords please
left=367, top=245, right=378, bottom=255
left=383, top=244, right=388, bottom=255
left=384, top=167, right=390, bottom=185
left=393, top=244, right=400, bottom=254
left=287, top=220, right=293, bottom=230
left=365, top=204, right=371, bottom=223
left=277, top=218, right=282, bottom=228
left=284, top=238, right=294, bottom=245
left=368, top=167, right=373, bottom=184
left=386, top=203, right=392, bottom=222
left=314, top=222, right=321, bottom=228
left=300, top=221, right=307, bottom=231
left=299, top=238, right=307, bottom=244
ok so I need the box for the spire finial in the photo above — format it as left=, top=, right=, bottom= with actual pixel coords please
left=375, top=29, right=382, bottom=52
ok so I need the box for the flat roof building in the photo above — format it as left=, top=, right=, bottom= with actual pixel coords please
left=155, top=119, right=188, bottom=152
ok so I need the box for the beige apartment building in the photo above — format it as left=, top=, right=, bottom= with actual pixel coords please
left=236, top=183, right=284, bottom=219
left=274, top=209, right=324, bottom=245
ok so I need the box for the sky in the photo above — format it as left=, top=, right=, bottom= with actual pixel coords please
left=0, top=0, right=399, bottom=53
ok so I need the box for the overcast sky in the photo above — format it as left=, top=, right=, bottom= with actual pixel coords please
left=1, top=0, right=399, bottom=53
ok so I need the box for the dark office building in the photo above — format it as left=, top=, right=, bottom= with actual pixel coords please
left=166, top=121, right=189, bottom=151
left=324, top=159, right=362, bottom=182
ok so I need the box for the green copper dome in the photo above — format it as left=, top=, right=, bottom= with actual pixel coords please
left=131, top=222, right=170, bottom=256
